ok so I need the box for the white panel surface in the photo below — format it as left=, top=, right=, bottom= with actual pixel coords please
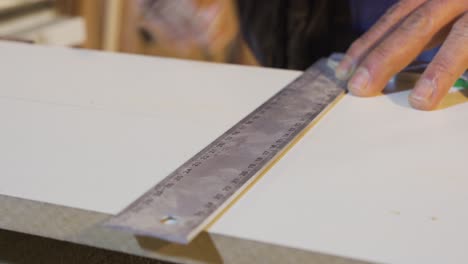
left=211, top=90, right=468, bottom=264
left=2, top=42, right=468, bottom=264
left=0, top=42, right=299, bottom=214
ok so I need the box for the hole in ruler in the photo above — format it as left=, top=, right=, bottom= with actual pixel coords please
left=160, top=215, right=178, bottom=225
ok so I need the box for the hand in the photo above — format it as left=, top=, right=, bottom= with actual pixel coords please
left=336, top=0, right=468, bottom=110
left=138, top=0, right=219, bottom=47
left=137, top=0, right=240, bottom=60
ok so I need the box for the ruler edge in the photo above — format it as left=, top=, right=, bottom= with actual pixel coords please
left=104, top=58, right=347, bottom=244
left=194, top=90, right=347, bottom=241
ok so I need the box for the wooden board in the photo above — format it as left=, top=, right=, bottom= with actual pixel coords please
left=211, top=88, right=468, bottom=264
left=1, top=41, right=468, bottom=264
left=0, top=41, right=292, bottom=215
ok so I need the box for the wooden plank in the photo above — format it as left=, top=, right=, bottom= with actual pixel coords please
left=210, top=88, right=468, bottom=264
left=0, top=41, right=290, bottom=215
left=0, top=41, right=362, bottom=264
left=102, top=0, right=123, bottom=51
left=1, top=42, right=468, bottom=263
left=79, top=0, right=104, bottom=49
left=0, top=194, right=365, bottom=264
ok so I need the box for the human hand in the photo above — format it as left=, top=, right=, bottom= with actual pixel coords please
left=138, top=0, right=219, bottom=46
left=336, top=0, right=468, bottom=110
left=137, top=0, right=240, bottom=59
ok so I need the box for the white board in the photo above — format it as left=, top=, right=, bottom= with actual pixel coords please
left=211, top=90, right=468, bottom=264
left=1, top=42, right=468, bottom=264
left=0, top=41, right=299, bottom=214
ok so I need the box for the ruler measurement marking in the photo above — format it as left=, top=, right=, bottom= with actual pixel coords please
left=104, top=59, right=346, bottom=243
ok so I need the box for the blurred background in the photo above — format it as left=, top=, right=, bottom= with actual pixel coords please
left=0, top=0, right=442, bottom=72
left=0, top=0, right=367, bottom=70
left=0, top=0, right=259, bottom=64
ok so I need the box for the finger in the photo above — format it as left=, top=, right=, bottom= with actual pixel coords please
left=409, top=12, right=468, bottom=110
left=348, top=0, right=468, bottom=97
left=143, top=0, right=198, bottom=39
left=335, top=0, right=426, bottom=79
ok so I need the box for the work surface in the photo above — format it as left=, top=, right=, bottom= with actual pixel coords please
left=1, top=42, right=468, bottom=264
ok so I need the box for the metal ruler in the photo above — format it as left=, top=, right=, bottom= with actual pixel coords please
left=104, top=58, right=346, bottom=244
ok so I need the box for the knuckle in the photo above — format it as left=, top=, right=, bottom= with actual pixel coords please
left=371, top=44, right=394, bottom=61
left=379, top=9, right=395, bottom=26
left=400, top=8, right=432, bottom=35
left=382, top=1, right=403, bottom=21
left=429, top=59, right=456, bottom=79
left=370, top=18, right=392, bottom=37
left=452, top=14, right=468, bottom=40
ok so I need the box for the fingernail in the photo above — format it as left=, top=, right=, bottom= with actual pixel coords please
left=335, top=67, right=350, bottom=80
left=409, top=79, right=435, bottom=106
left=335, top=55, right=354, bottom=80
left=348, top=67, right=370, bottom=95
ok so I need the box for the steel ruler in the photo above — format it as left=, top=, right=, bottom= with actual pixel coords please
left=104, top=57, right=347, bottom=244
